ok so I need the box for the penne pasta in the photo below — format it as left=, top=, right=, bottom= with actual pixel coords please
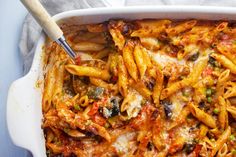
left=218, top=96, right=228, bottom=129
left=153, top=67, right=164, bottom=106
left=42, top=63, right=58, bottom=112
left=89, top=77, right=118, bottom=94
left=65, top=64, right=111, bottom=80
left=217, top=43, right=236, bottom=64
left=78, top=95, right=89, bottom=107
left=53, top=61, right=65, bottom=97
left=73, top=41, right=105, bottom=51
left=160, top=79, right=191, bottom=100
left=167, top=20, right=197, bottom=36
left=118, top=55, right=128, bottom=96
left=217, top=143, right=228, bottom=157
left=169, top=136, right=186, bottom=155
left=141, top=46, right=152, bottom=68
left=108, top=21, right=126, bottom=50
left=133, top=44, right=147, bottom=79
left=122, top=40, right=139, bottom=81
left=151, top=114, right=165, bottom=152
left=214, top=22, right=228, bottom=33
left=227, top=105, right=236, bottom=119
left=131, top=20, right=171, bottom=37
left=93, top=48, right=110, bottom=59
left=130, top=80, right=152, bottom=100
left=188, top=102, right=216, bottom=128
left=215, top=69, right=230, bottom=99
left=211, top=53, right=236, bottom=74
left=199, top=124, right=209, bottom=139
left=86, top=23, right=107, bottom=33
left=217, top=69, right=230, bottom=86
left=224, top=82, right=236, bottom=99
left=139, top=37, right=161, bottom=51
left=42, top=19, right=236, bottom=156
left=160, top=57, right=208, bottom=99
left=211, top=126, right=231, bottom=157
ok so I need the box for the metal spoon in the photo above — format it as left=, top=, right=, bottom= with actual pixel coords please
left=20, top=0, right=77, bottom=60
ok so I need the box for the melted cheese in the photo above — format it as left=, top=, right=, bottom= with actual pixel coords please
left=127, top=91, right=143, bottom=119
left=103, top=107, right=112, bottom=118
left=170, top=93, right=186, bottom=119
left=149, top=51, right=186, bottom=68
left=112, top=132, right=136, bottom=154
left=184, top=44, right=199, bottom=55
left=178, top=126, right=195, bottom=142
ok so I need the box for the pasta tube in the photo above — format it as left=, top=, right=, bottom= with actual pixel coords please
left=118, top=55, right=128, bottom=96
left=122, top=40, right=139, bottom=81
left=211, top=53, right=236, bottom=74
left=188, top=102, right=216, bottom=128
left=65, top=64, right=111, bottom=81
left=218, top=96, right=228, bottom=129
left=133, top=44, right=147, bottom=79
left=211, top=126, right=231, bottom=157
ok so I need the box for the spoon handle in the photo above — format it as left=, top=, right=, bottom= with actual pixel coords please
left=20, top=0, right=63, bottom=41
left=21, top=0, right=76, bottom=59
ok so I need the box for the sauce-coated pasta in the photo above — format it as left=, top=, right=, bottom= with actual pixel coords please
left=42, top=19, right=236, bottom=157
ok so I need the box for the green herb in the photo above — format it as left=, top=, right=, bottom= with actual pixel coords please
left=207, top=97, right=212, bottom=103
left=213, top=108, right=219, bottom=114
left=74, top=104, right=81, bottom=111
left=231, top=149, right=236, bottom=154
left=105, top=122, right=110, bottom=128
left=183, top=90, right=190, bottom=97
left=206, top=88, right=213, bottom=96
left=233, top=40, right=236, bottom=45
left=229, top=135, right=236, bottom=141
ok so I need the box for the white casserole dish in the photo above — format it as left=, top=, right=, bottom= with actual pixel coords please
left=7, top=6, right=236, bottom=157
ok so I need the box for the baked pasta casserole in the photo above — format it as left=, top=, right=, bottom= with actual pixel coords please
left=42, top=19, right=236, bottom=157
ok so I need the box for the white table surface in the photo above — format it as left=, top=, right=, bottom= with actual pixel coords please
left=0, top=0, right=29, bottom=156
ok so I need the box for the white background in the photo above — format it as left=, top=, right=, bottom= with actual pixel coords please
left=0, top=0, right=28, bottom=156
